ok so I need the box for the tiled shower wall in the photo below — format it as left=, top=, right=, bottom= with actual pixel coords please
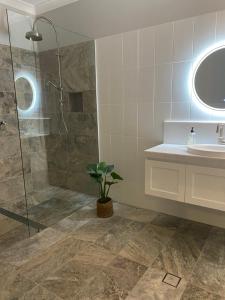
left=96, top=9, right=225, bottom=226
left=0, top=44, right=25, bottom=215
left=39, top=41, right=98, bottom=195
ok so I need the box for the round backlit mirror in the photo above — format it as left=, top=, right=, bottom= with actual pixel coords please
left=193, top=45, right=225, bottom=110
left=15, top=72, right=38, bottom=114
left=15, top=77, right=33, bottom=110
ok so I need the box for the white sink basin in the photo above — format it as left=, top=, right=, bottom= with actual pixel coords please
left=187, top=144, right=225, bottom=158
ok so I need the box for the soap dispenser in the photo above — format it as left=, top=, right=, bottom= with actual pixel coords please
left=187, top=127, right=196, bottom=145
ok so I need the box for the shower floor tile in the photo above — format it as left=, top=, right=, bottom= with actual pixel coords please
left=1, top=199, right=225, bottom=299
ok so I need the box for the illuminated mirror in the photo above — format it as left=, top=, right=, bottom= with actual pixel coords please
left=15, top=72, right=38, bottom=114
left=15, top=77, right=33, bottom=110
left=193, top=45, right=225, bottom=110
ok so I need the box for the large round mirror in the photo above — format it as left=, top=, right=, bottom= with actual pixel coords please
left=15, top=77, right=33, bottom=110
left=193, top=45, right=225, bottom=110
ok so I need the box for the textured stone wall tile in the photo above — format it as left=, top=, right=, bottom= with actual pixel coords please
left=83, top=90, right=97, bottom=113
left=0, top=135, right=21, bottom=160
left=0, top=114, right=19, bottom=137
left=0, top=92, right=16, bottom=115
left=0, top=175, right=25, bottom=202
left=0, top=156, right=23, bottom=181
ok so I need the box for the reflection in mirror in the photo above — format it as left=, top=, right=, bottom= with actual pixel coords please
left=194, top=47, right=225, bottom=109
left=15, top=77, right=33, bottom=111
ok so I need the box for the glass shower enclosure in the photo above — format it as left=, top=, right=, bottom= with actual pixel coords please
left=0, top=7, right=98, bottom=251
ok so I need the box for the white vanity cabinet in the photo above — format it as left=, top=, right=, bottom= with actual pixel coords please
left=145, top=159, right=225, bottom=212
left=145, top=160, right=185, bottom=202
left=186, top=166, right=225, bottom=211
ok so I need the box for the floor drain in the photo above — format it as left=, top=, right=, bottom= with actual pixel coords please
left=162, top=272, right=181, bottom=288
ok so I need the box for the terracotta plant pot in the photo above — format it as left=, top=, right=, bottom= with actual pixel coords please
left=97, top=198, right=113, bottom=218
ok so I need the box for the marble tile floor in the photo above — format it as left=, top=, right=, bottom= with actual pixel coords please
left=0, top=186, right=96, bottom=254
left=0, top=201, right=225, bottom=299
left=27, top=186, right=97, bottom=227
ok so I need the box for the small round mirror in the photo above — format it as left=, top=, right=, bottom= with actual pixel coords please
left=193, top=45, right=225, bottom=110
left=15, top=77, right=33, bottom=111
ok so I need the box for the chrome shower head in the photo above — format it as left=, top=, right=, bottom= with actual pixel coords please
left=25, top=30, right=43, bottom=42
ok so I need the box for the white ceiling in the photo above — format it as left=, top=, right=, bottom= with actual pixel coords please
left=0, top=0, right=80, bottom=15
left=22, top=0, right=45, bottom=4
left=43, top=0, right=225, bottom=39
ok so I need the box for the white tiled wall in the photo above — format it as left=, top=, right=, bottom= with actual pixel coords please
left=96, top=9, right=225, bottom=226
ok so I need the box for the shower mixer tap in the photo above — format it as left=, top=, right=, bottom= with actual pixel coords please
left=0, top=121, right=7, bottom=129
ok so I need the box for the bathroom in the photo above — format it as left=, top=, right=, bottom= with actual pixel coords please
left=1, top=0, right=225, bottom=298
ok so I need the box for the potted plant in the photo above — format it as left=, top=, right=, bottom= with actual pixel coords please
left=87, top=162, right=123, bottom=218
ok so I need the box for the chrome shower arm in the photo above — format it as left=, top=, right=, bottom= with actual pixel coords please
left=33, top=16, right=63, bottom=97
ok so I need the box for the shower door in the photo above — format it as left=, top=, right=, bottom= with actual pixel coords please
left=0, top=7, right=30, bottom=252
left=7, top=9, right=99, bottom=231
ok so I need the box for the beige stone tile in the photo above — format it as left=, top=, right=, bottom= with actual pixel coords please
left=73, top=241, right=115, bottom=266
left=0, top=261, right=35, bottom=300
left=152, top=230, right=208, bottom=279
left=0, top=228, right=66, bottom=266
left=68, top=203, right=97, bottom=221
left=113, top=202, right=158, bottom=223
left=151, top=213, right=183, bottom=230
left=20, top=236, right=115, bottom=285
left=120, top=223, right=175, bottom=266
left=19, top=285, right=62, bottom=300
left=72, top=215, right=122, bottom=242
left=96, top=218, right=144, bottom=254
left=180, top=284, right=225, bottom=300
left=41, top=260, right=101, bottom=299
left=127, top=266, right=187, bottom=300
left=77, top=260, right=145, bottom=300
left=51, top=217, right=88, bottom=233
left=190, top=227, right=225, bottom=297
left=0, top=224, right=29, bottom=253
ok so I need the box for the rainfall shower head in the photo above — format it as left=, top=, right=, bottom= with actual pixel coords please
left=25, top=30, right=43, bottom=42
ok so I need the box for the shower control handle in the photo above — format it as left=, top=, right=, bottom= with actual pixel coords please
left=0, top=121, right=7, bottom=128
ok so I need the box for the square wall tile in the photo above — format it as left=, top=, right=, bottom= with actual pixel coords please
left=172, top=61, right=193, bottom=102
left=155, top=23, right=174, bottom=64
left=155, top=64, right=173, bottom=102
left=173, top=18, right=194, bottom=61
left=139, top=26, right=155, bottom=67
left=123, top=31, right=138, bottom=68
left=193, top=12, right=216, bottom=58
left=138, top=66, right=155, bottom=102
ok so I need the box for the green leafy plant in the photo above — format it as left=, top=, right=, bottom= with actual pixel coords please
left=87, top=162, right=123, bottom=203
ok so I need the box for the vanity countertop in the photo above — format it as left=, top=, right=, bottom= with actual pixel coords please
left=145, top=144, right=225, bottom=168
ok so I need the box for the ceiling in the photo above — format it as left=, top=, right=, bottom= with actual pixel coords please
left=2, top=0, right=225, bottom=39
left=43, top=0, right=225, bottom=39
left=0, top=0, right=80, bottom=15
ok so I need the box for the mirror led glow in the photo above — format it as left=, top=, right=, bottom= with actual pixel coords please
left=189, top=41, right=225, bottom=116
left=15, top=71, right=39, bottom=116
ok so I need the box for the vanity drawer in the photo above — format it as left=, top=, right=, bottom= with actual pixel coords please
left=145, top=160, right=185, bottom=202
left=186, top=166, right=225, bottom=211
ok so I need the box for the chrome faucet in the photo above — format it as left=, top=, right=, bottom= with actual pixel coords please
left=216, top=123, right=225, bottom=144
